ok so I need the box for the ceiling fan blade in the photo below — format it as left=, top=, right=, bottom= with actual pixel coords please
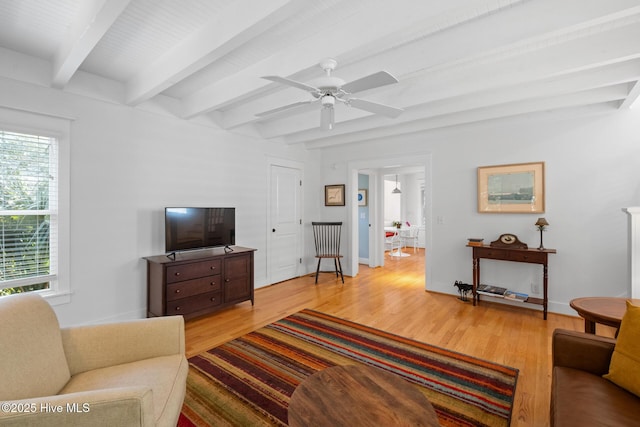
left=320, top=107, right=334, bottom=131
left=341, top=71, right=399, bottom=94
left=255, top=100, right=315, bottom=117
left=262, top=75, right=319, bottom=93
left=349, top=98, right=404, bottom=118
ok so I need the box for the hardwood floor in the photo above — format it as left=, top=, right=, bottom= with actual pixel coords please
left=185, top=248, right=615, bottom=427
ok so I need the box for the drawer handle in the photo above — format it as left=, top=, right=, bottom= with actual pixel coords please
left=175, top=306, right=181, bottom=311
left=210, top=297, right=216, bottom=302
left=210, top=281, right=216, bottom=286
left=174, top=272, right=181, bottom=276
left=225, top=279, right=230, bottom=283
left=175, top=289, right=181, bottom=293
left=210, top=266, right=216, bottom=270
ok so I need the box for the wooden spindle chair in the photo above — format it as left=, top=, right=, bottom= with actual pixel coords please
left=312, top=221, right=344, bottom=284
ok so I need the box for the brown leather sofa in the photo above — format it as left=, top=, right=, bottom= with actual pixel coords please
left=551, top=329, right=640, bottom=426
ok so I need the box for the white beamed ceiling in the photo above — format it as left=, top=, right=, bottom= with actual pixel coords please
left=1, top=0, right=639, bottom=148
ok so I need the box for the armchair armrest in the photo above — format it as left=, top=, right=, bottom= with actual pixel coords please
left=0, top=387, right=155, bottom=427
left=61, top=316, right=185, bottom=375
left=552, top=329, right=616, bottom=376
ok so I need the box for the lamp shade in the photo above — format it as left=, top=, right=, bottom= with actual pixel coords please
left=392, top=175, right=402, bottom=194
left=535, top=218, right=549, bottom=227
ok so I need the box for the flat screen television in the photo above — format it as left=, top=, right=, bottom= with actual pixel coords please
left=165, top=207, right=235, bottom=253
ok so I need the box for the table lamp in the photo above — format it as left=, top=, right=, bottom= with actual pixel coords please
left=535, top=217, right=549, bottom=250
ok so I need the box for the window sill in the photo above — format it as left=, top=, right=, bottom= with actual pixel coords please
left=41, top=290, right=72, bottom=306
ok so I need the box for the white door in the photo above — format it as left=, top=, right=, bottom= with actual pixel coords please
left=268, top=165, right=302, bottom=283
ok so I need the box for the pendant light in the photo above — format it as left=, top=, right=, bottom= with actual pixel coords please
left=392, top=175, right=402, bottom=194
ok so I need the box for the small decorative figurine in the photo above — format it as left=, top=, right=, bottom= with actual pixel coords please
left=454, top=281, right=473, bottom=302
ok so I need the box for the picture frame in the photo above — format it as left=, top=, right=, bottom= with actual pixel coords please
left=477, top=162, right=545, bottom=213
left=325, top=184, right=345, bottom=206
left=357, top=189, right=368, bottom=206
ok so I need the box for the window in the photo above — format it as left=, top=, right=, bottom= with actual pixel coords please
left=0, top=130, right=57, bottom=295
left=0, top=108, right=70, bottom=303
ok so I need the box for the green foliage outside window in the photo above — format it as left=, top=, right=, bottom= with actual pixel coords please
left=1, top=131, right=52, bottom=295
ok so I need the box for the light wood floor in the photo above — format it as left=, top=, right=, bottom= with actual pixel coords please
left=185, top=248, right=615, bottom=427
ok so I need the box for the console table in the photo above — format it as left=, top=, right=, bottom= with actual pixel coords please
left=468, top=245, right=556, bottom=319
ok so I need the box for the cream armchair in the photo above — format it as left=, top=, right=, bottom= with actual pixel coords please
left=0, top=293, right=188, bottom=427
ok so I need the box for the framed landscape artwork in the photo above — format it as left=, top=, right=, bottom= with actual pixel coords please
left=477, top=162, right=545, bottom=213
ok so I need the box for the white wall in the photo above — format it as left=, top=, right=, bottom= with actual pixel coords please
left=401, top=172, right=424, bottom=229
left=4, top=73, right=640, bottom=323
left=319, top=107, right=640, bottom=315
left=0, top=76, right=317, bottom=327
left=384, top=177, right=402, bottom=224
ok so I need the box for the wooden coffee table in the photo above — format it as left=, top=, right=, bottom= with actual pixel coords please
left=569, top=297, right=640, bottom=335
left=288, top=364, right=439, bottom=427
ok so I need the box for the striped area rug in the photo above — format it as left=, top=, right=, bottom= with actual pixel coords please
left=178, top=309, right=518, bottom=427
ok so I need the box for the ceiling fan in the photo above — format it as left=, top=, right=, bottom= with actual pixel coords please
left=256, top=58, right=403, bottom=130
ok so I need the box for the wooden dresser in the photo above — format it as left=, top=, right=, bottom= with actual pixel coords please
left=145, top=246, right=255, bottom=319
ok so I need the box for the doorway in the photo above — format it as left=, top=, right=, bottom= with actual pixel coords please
left=357, top=173, right=371, bottom=265
left=348, top=154, right=432, bottom=287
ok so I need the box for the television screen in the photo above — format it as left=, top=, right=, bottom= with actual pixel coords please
left=165, top=207, right=235, bottom=253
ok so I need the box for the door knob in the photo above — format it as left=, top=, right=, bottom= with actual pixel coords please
left=272, top=228, right=276, bottom=232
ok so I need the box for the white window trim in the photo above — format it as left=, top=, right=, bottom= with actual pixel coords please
left=0, top=107, right=71, bottom=305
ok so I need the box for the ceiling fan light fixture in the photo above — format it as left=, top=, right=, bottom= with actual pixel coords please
left=257, top=58, right=403, bottom=131
left=321, top=94, right=335, bottom=107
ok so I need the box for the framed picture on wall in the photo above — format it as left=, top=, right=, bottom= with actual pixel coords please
left=358, top=189, right=368, bottom=206
left=477, top=162, right=545, bottom=213
left=325, top=184, right=345, bottom=206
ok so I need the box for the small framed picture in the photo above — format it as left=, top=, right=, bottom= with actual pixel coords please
left=357, top=189, right=368, bottom=206
left=325, top=184, right=345, bottom=206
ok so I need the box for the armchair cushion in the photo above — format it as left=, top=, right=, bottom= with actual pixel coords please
left=603, top=300, right=640, bottom=397
left=552, top=366, right=640, bottom=426
left=0, top=293, right=70, bottom=400
left=60, top=354, right=187, bottom=424
left=61, top=316, right=186, bottom=375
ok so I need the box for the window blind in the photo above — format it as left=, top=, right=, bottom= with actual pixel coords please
left=0, top=130, right=57, bottom=293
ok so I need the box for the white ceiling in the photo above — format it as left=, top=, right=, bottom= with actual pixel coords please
left=1, top=0, right=639, bottom=149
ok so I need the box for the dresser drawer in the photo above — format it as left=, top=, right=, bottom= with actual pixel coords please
left=166, top=275, right=222, bottom=301
left=166, top=291, right=222, bottom=315
left=166, top=259, right=222, bottom=283
left=475, top=248, right=508, bottom=260
left=508, top=251, right=546, bottom=264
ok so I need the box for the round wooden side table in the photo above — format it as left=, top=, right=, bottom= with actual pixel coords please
left=288, top=364, right=439, bottom=427
left=569, top=297, right=640, bottom=335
